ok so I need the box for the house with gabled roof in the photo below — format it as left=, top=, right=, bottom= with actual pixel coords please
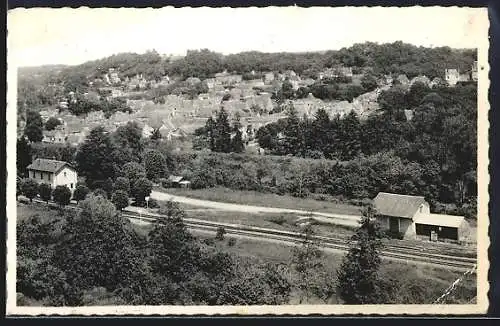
left=373, top=192, right=470, bottom=242
left=27, top=158, right=78, bottom=193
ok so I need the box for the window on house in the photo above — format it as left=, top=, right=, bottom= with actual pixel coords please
left=70, top=183, right=73, bottom=189
left=64, top=172, right=67, bottom=177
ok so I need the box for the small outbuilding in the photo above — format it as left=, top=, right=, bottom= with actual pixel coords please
left=373, top=192, right=470, bottom=242
left=167, top=175, right=191, bottom=188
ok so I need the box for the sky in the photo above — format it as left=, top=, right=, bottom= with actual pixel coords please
left=7, top=6, right=487, bottom=67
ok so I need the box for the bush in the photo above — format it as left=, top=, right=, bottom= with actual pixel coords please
left=203, top=238, right=215, bottom=246
left=227, top=238, right=236, bottom=247
left=111, top=190, right=129, bottom=211
left=113, top=177, right=130, bottom=195
left=268, top=215, right=287, bottom=225
left=53, top=185, right=71, bottom=207
left=73, top=184, right=90, bottom=202
left=215, top=227, right=226, bottom=241
left=383, top=230, right=404, bottom=240
left=159, top=178, right=168, bottom=188
left=93, top=188, right=108, bottom=199
left=38, top=183, right=52, bottom=203
left=21, top=178, right=39, bottom=202
left=147, top=198, right=159, bottom=209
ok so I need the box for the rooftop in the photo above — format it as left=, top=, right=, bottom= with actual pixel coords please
left=373, top=192, right=426, bottom=219
left=27, top=158, right=73, bottom=174
left=414, top=213, right=466, bottom=228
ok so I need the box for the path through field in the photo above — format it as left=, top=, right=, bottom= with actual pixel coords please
left=150, top=190, right=362, bottom=227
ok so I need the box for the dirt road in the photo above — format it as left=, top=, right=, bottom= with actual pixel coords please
left=150, top=190, right=361, bottom=227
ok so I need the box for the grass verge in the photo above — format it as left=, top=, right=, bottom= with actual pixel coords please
left=163, top=187, right=362, bottom=215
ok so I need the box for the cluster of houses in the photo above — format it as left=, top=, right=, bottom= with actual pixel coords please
left=444, top=61, right=478, bottom=87
left=35, top=60, right=479, bottom=149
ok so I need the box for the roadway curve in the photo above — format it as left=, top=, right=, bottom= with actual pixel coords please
left=150, top=190, right=362, bottom=227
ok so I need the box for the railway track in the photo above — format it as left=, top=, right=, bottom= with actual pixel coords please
left=24, top=198, right=476, bottom=271
left=123, top=211, right=477, bottom=272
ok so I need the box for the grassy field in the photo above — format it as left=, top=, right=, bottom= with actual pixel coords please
left=16, top=202, right=63, bottom=223
left=183, top=208, right=356, bottom=238
left=164, top=187, right=362, bottom=215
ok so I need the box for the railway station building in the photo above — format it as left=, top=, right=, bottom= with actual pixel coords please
left=373, top=192, right=471, bottom=243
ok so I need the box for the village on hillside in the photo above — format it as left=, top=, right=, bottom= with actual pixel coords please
left=14, top=41, right=480, bottom=308
left=18, top=56, right=478, bottom=152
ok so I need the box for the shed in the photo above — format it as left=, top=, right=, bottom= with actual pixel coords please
left=414, top=213, right=470, bottom=242
left=373, top=192, right=471, bottom=243
left=167, top=175, right=190, bottom=188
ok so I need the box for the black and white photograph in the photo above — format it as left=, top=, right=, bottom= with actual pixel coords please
left=6, top=6, right=490, bottom=315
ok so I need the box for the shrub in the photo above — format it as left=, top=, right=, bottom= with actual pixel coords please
left=269, top=215, right=287, bottom=225
left=73, top=184, right=90, bottom=203
left=93, top=188, right=108, bottom=199
left=383, top=230, right=404, bottom=240
left=227, top=238, right=236, bottom=247
left=111, top=190, right=129, bottom=211
left=113, top=177, right=130, bottom=194
left=53, top=185, right=71, bottom=207
left=147, top=198, right=159, bottom=209
left=21, top=178, right=39, bottom=202
left=215, top=227, right=226, bottom=241
left=159, top=178, right=168, bottom=188
left=38, top=183, right=52, bottom=203
left=203, top=238, right=215, bottom=246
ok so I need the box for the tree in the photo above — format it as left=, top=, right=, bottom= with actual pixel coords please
left=158, top=200, right=186, bottom=219
left=17, top=137, right=32, bottom=176
left=230, top=114, right=245, bottom=153
left=113, top=122, right=144, bottom=161
left=132, top=177, right=153, bottom=206
left=16, top=177, right=22, bottom=199
left=337, top=205, right=385, bottom=304
left=21, top=178, right=38, bottom=202
left=75, top=127, right=119, bottom=188
left=215, top=227, right=226, bottom=241
left=144, top=149, right=166, bottom=181
left=113, top=177, right=130, bottom=195
left=24, top=110, right=44, bottom=142
left=93, top=188, right=108, bottom=198
left=73, top=184, right=90, bottom=203
left=311, top=108, right=333, bottom=155
left=214, top=108, right=232, bottom=153
left=53, top=194, right=147, bottom=302
left=121, top=162, right=147, bottom=187
left=291, top=224, right=331, bottom=303
left=53, top=185, right=72, bottom=208
left=45, top=117, right=62, bottom=131
left=231, top=130, right=245, bottom=153
left=38, top=183, right=52, bottom=203
left=282, top=103, right=302, bottom=155
left=339, top=111, right=362, bottom=160
left=111, top=190, right=129, bottom=211
left=361, top=73, right=379, bottom=92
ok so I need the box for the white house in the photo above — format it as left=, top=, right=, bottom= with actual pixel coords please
left=373, top=192, right=470, bottom=242
left=26, top=159, right=78, bottom=193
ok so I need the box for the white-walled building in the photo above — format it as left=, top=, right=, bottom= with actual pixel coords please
left=26, top=159, right=78, bottom=193
left=373, top=192, right=470, bottom=242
